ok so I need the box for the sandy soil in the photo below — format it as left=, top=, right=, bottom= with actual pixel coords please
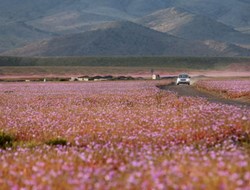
left=0, top=69, right=250, bottom=80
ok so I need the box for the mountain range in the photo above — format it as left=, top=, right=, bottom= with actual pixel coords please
left=1, top=0, right=250, bottom=56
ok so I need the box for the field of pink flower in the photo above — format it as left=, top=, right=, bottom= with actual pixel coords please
left=0, top=81, right=249, bottom=190
left=195, top=79, right=250, bottom=100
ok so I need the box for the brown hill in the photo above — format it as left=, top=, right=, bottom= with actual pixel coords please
left=1, top=0, right=250, bottom=55
left=137, top=7, right=250, bottom=46
left=3, top=21, right=219, bottom=57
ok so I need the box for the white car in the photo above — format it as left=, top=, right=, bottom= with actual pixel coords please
left=176, top=74, right=191, bottom=85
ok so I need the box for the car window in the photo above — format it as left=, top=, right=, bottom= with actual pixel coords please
left=179, top=74, right=189, bottom=78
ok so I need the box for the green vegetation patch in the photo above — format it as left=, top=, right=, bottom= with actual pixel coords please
left=46, top=138, right=68, bottom=146
left=0, top=132, right=15, bottom=149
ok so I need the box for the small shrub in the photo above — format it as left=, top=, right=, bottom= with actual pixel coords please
left=0, top=132, right=14, bottom=149
left=46, top=138, right=68, bottom=146
left=238, top=133, right=250, bottom=147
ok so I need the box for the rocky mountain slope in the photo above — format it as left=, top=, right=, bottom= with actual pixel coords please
left=3, top=22, right=220, bottom=57
left=4, top=21, right=250, bottom=57
left=137, top=7, right=250, bottom=46
left=171, top=0, right=250, bottom=32
left=0, top=0, right=250, bottom=56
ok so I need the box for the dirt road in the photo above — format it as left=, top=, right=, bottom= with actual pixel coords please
left=159, top=84, right=250, bottom=108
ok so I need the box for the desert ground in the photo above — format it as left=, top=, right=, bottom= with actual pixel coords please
left=1, top=0, right=250, bottom=188
left=0, top=68, right=249, bottom=189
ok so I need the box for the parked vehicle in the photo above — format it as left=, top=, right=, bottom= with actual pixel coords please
left=176, top=74, right=191, bottom=85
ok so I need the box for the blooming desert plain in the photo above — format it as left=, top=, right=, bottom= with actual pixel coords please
left=0, top=79, right=249, bottom=189
left=1, top=0, right=250, bottom=188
